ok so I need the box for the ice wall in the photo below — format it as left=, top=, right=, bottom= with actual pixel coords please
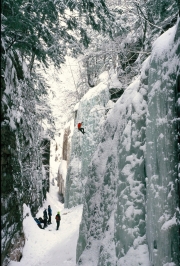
left=146, top=20, right=180, bottom=265
left=64, top=72, right=110, bottom=208
left=76, top=21, right=180, bottom=266
left=76, top=64, right=149, bottom=266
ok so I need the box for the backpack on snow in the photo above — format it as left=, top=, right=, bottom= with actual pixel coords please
left=56, top=214, right=61, bottom=221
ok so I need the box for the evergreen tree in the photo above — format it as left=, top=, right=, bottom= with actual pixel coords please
left=1, top=0, right=113, bottom=71
left=69, top=0, right=179, bottom=98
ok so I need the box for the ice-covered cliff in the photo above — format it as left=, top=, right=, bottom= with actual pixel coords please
left=71, top=21, right=180, bottom=266
left=64, top=72, right=114, bottom=208
left=146, top=19, right=180, bottom=266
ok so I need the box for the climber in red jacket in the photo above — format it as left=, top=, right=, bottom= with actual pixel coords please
left=77, top=122, right=85, bottom=134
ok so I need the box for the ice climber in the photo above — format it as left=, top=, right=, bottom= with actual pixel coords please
left=77, top=122, right=85, bottom=134
left=55, top=211, right=61, bottom=230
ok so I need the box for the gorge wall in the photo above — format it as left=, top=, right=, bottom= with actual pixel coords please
left=63, top=21, right=180, bottom=266
left=1, top=49, right=50, bottom=265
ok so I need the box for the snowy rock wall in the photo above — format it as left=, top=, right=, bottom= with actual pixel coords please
left=1, top=50, right=50, bottom=265
left=76, top=21, right=180, bottom=266
left=56, top=125, right=72, bottom=202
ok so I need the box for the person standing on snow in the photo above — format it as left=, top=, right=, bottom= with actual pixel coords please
left=43, top=208, right=48, bottom=228
left=48, top=205, right=52, bottom=224
left=77, top=122, right=85, bottom=134
left=55, top=211, right=61, bottom=230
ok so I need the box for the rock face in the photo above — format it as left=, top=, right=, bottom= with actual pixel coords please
left=1, top=122, right=25, bottom=266
left=62, top=126, right=71, bottom=162
left=56, top=125, right=71, bottom=202
left=1, top=50, right=50, bottom=265
left=75, top=22, right=180, bottom=265
left=57, top=170, right=65, bottom=201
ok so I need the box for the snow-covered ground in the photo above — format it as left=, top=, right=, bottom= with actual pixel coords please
left=9, top=183, right=83, bottom=266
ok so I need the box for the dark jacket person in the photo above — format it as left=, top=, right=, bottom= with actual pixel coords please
left=55, top=212, right=61, bottom=230
left=48, top=205, right=52, bottom=224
